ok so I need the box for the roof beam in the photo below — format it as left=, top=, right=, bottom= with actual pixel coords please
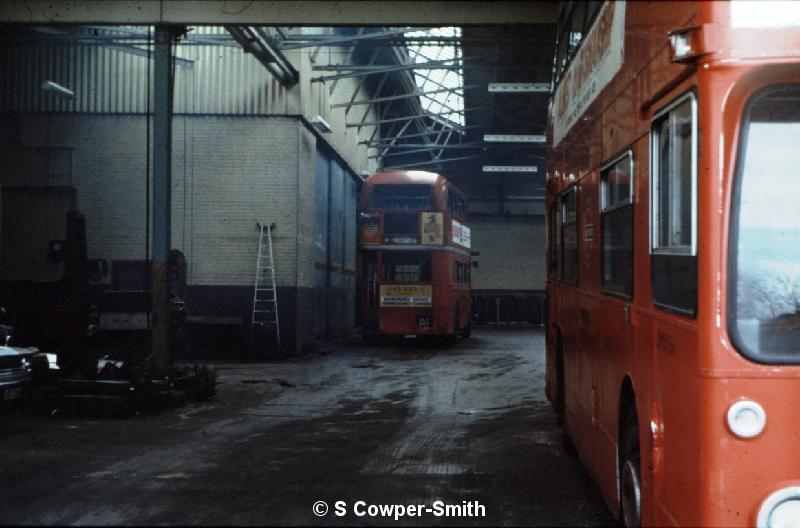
left=225, top=26, right=299, bottom=86
left=353, top=70, right=392, bottom=131
left=348, top=105, right=492, bottom=128
left=370, top=143, right=486, bottom=159
left=349, top=113, right=430, bottom=128
left=327, top=27, right=368, bottom=94
left=0, top=2, right=559, bottom=25
left=332, top=84, right=478, bottom=109
left=378, top=119, right=416, bottom=155
left=315, top=60, right=527, bottom=71
left=341, top=47, right=381, bottom=114
left=372, top=143, right=486, bottom=149
left=383, top=154, right=485, bottom=170
left=281, top=35, right=548, bottom=44
left=277, top=28, right=416, bottom=50
left=311, top=54, right=494, bottom=82
left=362, top=125, right=481, bottom=145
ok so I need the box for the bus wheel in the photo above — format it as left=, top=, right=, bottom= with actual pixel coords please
left=555, top=348, right=565, bottom=426
left=445, top=306, right=459, bottom=346
left=556, top=346, right=577, bottom=455
left=561, top=428, right=577, bottom=456
left=620, top=404, right=642, bottom=528
left=461, top=318, right=471, bottom=338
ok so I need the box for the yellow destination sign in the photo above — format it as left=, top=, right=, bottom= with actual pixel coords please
left=379, top=284, right=433, bottom=307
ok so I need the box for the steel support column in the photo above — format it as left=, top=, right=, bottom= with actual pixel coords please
left=151, top=25, right=174, bottom=375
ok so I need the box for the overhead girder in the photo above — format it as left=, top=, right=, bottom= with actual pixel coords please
left=383, top=154, right=487, bottom=171
left=331, top=85, right=479, bottom=109
left=225, top=26, right=299, bottom=86
left=277, top=28, right=416, bottom=50
left=361, top=125, right=480, bottom=146
left=0, top=1, right=559, bottom=25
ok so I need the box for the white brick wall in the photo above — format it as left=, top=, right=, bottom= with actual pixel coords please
left=4, top=114, right=318, bottom=290
left=295, top=124, right=317, bottom=290
left=13, top=115, right=150, bottom=262
left=184, top=116, right=300, bottom=287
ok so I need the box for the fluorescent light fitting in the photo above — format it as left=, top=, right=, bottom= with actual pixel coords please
left=488, top=83, right=549, bottom=93
left=40, top=80, right=75, bottom=99
left=482, top=165, right=538, bottom=173
left=310, top=115, right=332, bottom=133
left=484, top=134, right=545, bottom=143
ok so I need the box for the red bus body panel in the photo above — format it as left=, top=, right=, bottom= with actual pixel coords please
left=546, top=2, right=800, bottom=526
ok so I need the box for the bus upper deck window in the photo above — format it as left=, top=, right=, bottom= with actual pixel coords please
left=549, top=201, right=560, bottom=273
left=560, top=188, right=579, bottom=284
left=600, top=152, right=634, bottom=298
left=448, top=190, right=468, bottom=220
left=650, top=93, right=697, bottom=315
left=652, top=95, right=696, bottom=254
left=370, top=184, right=432, bottom=211
left=730, top=86, right=800, bottom=364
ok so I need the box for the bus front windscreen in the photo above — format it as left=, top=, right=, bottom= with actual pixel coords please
left=369, top=184, right=432, bottom=211
left=730, top=86, right=800, bottom=363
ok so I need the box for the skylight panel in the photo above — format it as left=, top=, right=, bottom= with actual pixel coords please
left=404, top=27, right=464, bottom=127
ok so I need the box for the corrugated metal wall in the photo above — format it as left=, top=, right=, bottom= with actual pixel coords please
left=312, top=147, right=357, bottom=341
left=0, top=32, right=288, bottom=115
left=313, top=148, right=330, bottom=340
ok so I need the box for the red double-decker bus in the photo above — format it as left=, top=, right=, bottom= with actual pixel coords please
left=358, top=170, right=472, bottom=343
left=546, top=2, right=800, bottom=526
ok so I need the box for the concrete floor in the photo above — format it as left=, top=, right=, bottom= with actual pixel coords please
left=0, top=329, right=614, bottom=526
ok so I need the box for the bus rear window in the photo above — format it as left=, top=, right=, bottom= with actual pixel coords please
left=381, top=252, right=432, bottom=283
left=730, top=86, right=800, bottom=363
left=369, top=184, right=432, bottom=210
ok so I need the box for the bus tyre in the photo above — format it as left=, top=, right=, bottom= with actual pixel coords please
left=445, top=307, right=459, bottom=347
left=620, top=404, right=642, bottom=528
left=561, top=428, right=578, bottom=456
left=555, top=349, right=565, bottom=427
left=461, top=319, right=471, bottom=338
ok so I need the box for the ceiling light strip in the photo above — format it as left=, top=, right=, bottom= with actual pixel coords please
left=483, top=134, right=545, bottom=143
left=482, top=166, right=538, bottom=173
left=488, top=83, right=549, bottom=93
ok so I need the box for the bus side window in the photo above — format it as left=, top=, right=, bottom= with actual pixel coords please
left=650, top=93, right=697, bottom=316
left=560, top=188, right=579, bottom=284
left=549, top=201, right=560, bottom=273
left=453, top=261, right=469, bottom=284
left=553, top=1, right=602, bottom=85
left=600, top=152, right=634, bottom=298
left=448, top=190, right=467, bottom=221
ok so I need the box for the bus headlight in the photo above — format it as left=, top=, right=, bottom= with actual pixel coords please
left=726, top=400, right=766, bottom=439
left=757, top=487, right=800, bottom=528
